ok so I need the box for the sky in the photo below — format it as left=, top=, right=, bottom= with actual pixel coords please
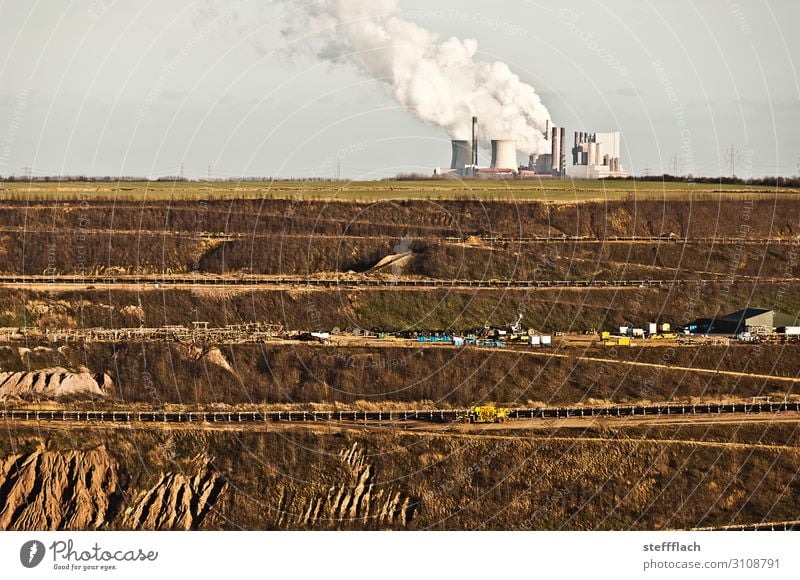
left=0, top=0, right=798, bottom=179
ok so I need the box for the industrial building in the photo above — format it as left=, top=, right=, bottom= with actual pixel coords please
left=686, top=308, right=799, bottom=335
left=437, top=115, right=629, bottom=179
left=566, top=131, right=629, bottom=179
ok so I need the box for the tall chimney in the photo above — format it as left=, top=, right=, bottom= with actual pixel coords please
left=551, top=126, right=558, bottom=174
left=471, top=116, right=478, bottom=166
left=559, top=127, right=566, bottom=177
left=572, top=131, right=579, bottom=165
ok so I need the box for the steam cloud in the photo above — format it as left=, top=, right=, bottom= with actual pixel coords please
left=291, top=0, right=552, bottom=155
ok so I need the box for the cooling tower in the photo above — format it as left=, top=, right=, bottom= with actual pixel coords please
left=490, top=140, right=517, bottom=169
left=450, top=140, right=473, bottom=170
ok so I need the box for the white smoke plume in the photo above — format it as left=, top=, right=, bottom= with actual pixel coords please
left=290, top=0, right=552, bottom=155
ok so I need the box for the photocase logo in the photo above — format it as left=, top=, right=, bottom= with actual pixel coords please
left=20, top=540, right=46, bottom=568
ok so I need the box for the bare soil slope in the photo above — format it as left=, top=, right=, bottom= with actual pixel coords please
left=1, top=426, right=796, bottom=530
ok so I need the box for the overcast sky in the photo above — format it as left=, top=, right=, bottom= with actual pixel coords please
left=1, top=0, right=798, bottom=179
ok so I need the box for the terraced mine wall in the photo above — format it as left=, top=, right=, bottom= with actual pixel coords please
left=1, top=427, right=797, bottom=530
left=1, top=284, right=797, bottom=335
left=1, top=343, right=798, bottom=406
left=0, top=198, right=798, bottom=277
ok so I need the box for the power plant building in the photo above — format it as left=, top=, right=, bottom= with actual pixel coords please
left=437, top=115, right=629, bottom=179
left=566, top=131, right=629, bottom=179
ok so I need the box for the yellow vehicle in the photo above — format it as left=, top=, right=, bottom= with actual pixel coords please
left=465, top=405, right=511, bottom=423
left=650, top=333, right=677, bottom=340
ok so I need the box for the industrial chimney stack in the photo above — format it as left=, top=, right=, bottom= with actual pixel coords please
left=471, top=116, right=478, bottom=166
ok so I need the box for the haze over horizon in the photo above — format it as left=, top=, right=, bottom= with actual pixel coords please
left=1, top=0, right=798, bottom=180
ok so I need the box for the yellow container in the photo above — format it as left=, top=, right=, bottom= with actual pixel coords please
left=601, top=331, right=611, bottom=339
left=617, top=337, right=631, bottom=346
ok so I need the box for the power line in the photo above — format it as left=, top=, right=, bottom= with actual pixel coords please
left=724, top=144, right=739, bottom=177
left=730, top=144, right=735, bottom=177
left=670, top=153, right=681, bottom=176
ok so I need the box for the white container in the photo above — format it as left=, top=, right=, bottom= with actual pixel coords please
left=648, top=322, right=658, bottom=335
left=619, top=326, right=629, bottom=335
left=541, top=335, right=552, bottom=346
left=529, top=335, right=541, bottom=346
left=632, top=328, right=645, bottom=338
left=781, top=326, right=800, bottom=335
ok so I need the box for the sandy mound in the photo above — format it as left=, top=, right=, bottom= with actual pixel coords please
left=177, top=345, right=235, bottom=373
left=366, top=251, right=414, bottom=274
left=0, top=446, right=119, bottom=530
left=0, top=367, right=113, bottom=399
left=464, top=234, right=484, bottom=246
left=124, top=460, right=228, bottom=530
left=202, top=347, right=234, bottom=373
left=279, top=442, right=417, bottom=529
left=0, top=446, right=227, bottom=531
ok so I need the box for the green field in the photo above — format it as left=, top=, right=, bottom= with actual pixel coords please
left=1, top=178, right=797, bottom=201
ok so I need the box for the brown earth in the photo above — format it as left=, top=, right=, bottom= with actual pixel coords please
left=1, top=341, right=799, bottom=407
left=0, top=425, right=797, bottom=530
left=0, top=198, right=798, bottom=278
left=2, top=230, right=796, bottom=280
left=2, top=197, right=798, bottom=531
left=277, top=442, right=417, bottom=528
left=0, top=444, right=228, bottom=531
left=124, top=455, right=227, bottom=530
left=0, top=283, right=797, bottom=334
left=0, top=446, right=119, bottom=530
left=0, top=367, right=113, bottom=399
left=2, top=198, right=798, bottom=239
